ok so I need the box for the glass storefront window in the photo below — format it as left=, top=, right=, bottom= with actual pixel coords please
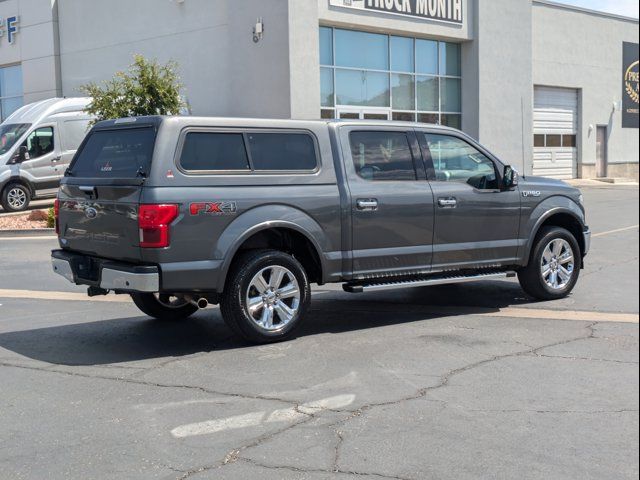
left=416, top=39, right=438, bottom=75
left=0, top=65, right=23, bottom=121
left=441, top=78, right=461, bottom=112
left=321, top=67, right=334, bottom=107
left=391, top=74, right=415, bottom=110
left=418, top=113, right=439, bottom=124
left=336, top=69, right=390, bottom=107
left=392, top=111, right=416, bottom=122
left=335, top=29, right=389, bottom=70
left=439, top=43, right=461, bottom=76
left=391, top=36, right=414, bottom=73
left=417, top=76, right=439, bottom=112
left=320, top=28, right=461, bottom=125
left=320, top=27, right=333, bottom=66
left=441, top=114, right=461, bottom=129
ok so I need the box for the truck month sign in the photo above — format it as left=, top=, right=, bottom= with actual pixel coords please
left=329, top=0, right=463, bottom=25
left=622, top=42, right=639, bottom=129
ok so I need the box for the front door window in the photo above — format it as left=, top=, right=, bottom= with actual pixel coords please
left=422, top=133, right=499, bottom=190
left=22, top=127, right=55, bottom=160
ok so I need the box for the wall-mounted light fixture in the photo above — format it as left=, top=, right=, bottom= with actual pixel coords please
left=253, top=18, right=264, bottom=43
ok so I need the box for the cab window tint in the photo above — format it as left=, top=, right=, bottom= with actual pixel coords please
left=423, top=133, right=498, bottom=189
left=180, top=132, right=250, bottom=171
left=349, top=131, right=416, bottom=181
left=247, top=133, right=317, bottom=171
left=70, top=127, right=155, bottom=178
left=23, top=127, right=54, bottom=159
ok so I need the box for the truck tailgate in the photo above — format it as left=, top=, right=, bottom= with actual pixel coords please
left=58, top=183, right=143, bottom=263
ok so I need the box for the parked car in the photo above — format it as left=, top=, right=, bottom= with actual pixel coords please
left=0, top=97, right=93, bottom=212
left=51, top=116, right=590, bottom=343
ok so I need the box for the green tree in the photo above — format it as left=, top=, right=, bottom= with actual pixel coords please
left=80, top=55, right=185, bottom=124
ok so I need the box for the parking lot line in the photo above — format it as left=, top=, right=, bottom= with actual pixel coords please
left=0, top=289, right=126, bottom=303
left=592, top=224, right=639, bottom=238
left=0, top=288, right=637, bottom=323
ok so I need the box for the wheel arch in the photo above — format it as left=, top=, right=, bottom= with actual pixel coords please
left=1, top=176, right=35, bottom=197
left=524, top=205, right=586, bottom=263
left=215, top=205, right=332, bottom=292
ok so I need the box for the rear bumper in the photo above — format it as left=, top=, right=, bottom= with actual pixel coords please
left=51, top=250, right=159, bottom=293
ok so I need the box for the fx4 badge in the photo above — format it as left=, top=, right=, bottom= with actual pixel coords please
left=522, top=191, right=541, bottom=198
left=190, top=202, right=237, bottom=216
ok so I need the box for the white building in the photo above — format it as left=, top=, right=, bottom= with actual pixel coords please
left=1, top=0, right=638, bottom=180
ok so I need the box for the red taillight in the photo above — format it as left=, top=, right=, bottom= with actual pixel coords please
left=54, top=199, right=60, bottom=235
left=138, top=204, right=179, bottom=248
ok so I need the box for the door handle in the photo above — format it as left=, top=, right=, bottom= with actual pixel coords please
left=438, top=197, right=457, bottom=208
left=356, top=199, right=378, bottom=211
left=79, top=186, right=97, bottom=198
left=51, top=156, right=62, bottom=163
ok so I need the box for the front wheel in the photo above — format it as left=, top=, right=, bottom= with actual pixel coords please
left=518, top=226, right=581, bottom=300
left=220, top=250, right=311, bottom=344
left=131, top=293, right=199, bottom=321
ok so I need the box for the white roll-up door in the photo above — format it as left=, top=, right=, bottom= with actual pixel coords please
left=533, top=86, right=578, bottom=179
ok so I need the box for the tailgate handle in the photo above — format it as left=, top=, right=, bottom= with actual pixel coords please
left=79, top=186, right=97, bottom=198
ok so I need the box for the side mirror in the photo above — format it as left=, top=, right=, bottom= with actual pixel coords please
left=10, top=145, right=29, bottom=164
left=502, top=165, right=519, bottom=190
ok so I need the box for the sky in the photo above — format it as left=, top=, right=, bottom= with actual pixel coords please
left=554, top=0, right=639, bottom=18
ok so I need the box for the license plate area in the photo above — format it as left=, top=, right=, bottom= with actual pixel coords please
left=71, top=256, right=100, bottom=283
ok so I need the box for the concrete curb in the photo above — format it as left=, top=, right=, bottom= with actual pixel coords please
left=0, top=229, right=55, bottom=238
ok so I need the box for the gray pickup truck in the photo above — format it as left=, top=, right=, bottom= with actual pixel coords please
left=51, top=116, right=590, bottom=343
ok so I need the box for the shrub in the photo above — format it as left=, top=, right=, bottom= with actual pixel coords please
left=80, top=55, right=185, bottom=124
left=47, top=207, right=55, bottom=229
left=28, top=210, right=49, bottom=222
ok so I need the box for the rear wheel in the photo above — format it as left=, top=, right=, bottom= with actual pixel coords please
left=518, top=226, right=581, bottom=300
left=131, top=293, right=199, bottom=321
left=220, top=250, right=311, bottom=344
left=1, top=183, right=31, bottom=212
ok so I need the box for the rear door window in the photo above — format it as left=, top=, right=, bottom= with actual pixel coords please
left=180, top=132, right=250, bottom=171
left=70, top=127, right=155, bottom=178
left=349, top=131, right=417, bottom=181
left=247, top=133, right=317, bottom=171
left=61, top=119, right=90, bottom=152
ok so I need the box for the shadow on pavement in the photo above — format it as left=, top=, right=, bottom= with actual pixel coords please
left=0, top=281, right=538, bottom=366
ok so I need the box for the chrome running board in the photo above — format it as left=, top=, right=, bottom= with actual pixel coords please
left=343, top=270, right=517, bottom=294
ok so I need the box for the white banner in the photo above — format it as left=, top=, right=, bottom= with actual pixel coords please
left=328, top=0, right=463, bottom=25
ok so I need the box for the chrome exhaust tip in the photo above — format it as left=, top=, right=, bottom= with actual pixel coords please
left=185, top=295, right=209, bottom=309
left=196, top=297, right=208, bottom=309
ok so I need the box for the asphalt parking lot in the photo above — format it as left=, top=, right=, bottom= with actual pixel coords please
left=0, top=185, right=638, bottom=480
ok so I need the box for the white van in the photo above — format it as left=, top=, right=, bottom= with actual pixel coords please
left=0, top=97, right=93, bottom=212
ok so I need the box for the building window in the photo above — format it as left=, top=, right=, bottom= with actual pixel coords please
left=0, top=65, right=23, bottom=121
left=319, top=27, right=462, bottom=126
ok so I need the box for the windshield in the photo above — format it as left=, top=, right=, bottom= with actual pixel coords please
left=68, top=126, right=156, bottom=178
left=0, top=123, right=31, bottom=155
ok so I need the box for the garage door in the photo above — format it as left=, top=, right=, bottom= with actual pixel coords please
left=533, top=86, right=578, bottom=179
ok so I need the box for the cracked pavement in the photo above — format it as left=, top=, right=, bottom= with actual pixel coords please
left=0, top=186, right=638, bottom=479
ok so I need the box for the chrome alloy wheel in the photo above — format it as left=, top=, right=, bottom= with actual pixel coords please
left=245, top=265, right=300, bottom=331
left=540, top=238, right=575, bottom=290
left=7, top=187, right=27, bottom=210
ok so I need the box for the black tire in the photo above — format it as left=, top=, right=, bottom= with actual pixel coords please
left=518, top=226, right=581, bottom=300
left=130, top=293, right=199, bottom=321
left=1, top=183, right=31, bottom=212
left=220, top=250, right=311, bottom=344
